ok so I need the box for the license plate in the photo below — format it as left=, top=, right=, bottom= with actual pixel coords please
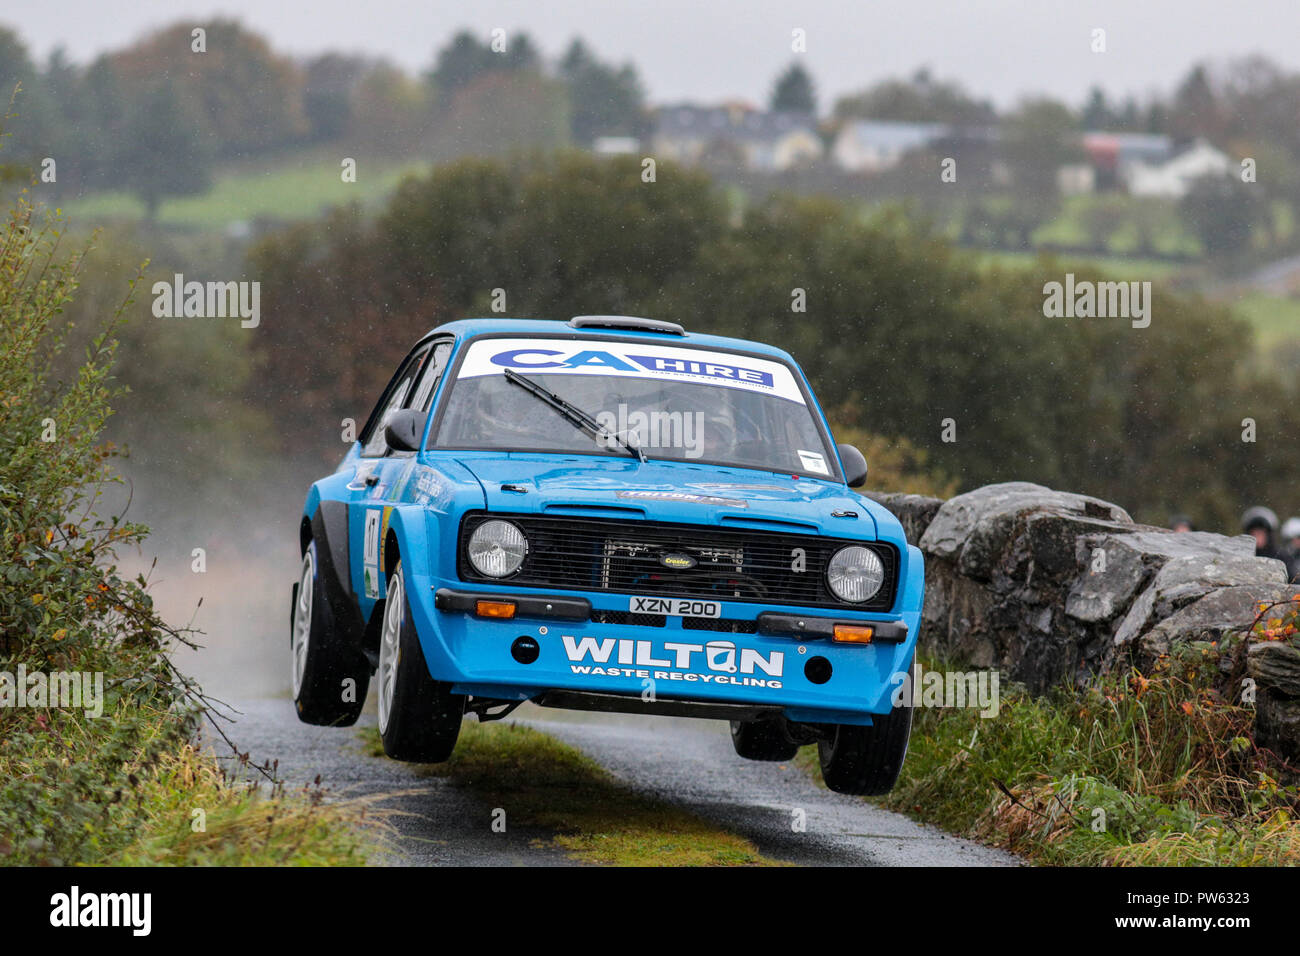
left=629, top=595, right=722, bottom=618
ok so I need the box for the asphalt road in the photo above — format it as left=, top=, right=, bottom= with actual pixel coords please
left=216, top=695, right=1019, bottom=867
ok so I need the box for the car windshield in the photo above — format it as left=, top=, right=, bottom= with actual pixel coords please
left=432, top=336, right=839, bottom=479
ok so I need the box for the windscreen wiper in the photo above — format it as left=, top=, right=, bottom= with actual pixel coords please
left=503, top=368, right=647, bottom=463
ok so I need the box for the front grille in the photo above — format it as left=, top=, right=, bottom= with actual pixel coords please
left=592, top=610, right=666, bottom=627
left=588, top=610, right=758, bottom=632
left=683, top=617, right=758, bottom=633
left=458, top=512, right=897, bottom=611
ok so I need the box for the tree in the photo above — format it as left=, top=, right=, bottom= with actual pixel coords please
left=76, top=56, right=129, bottom=191
left=349, top=62, right=429, bottom=152
left=427, top=29, right=541, bottom=99
left=1169, top=64, right=1222, bottom=143
left=108, top=19, right=308, bottom=157
left=1179, top=173, right=1266, bottom=257
left=303, top=53, right=371, bottom=141
left=119, top=84, right=212, bottom=219
left=770, top=62, right=815, bottom=114
left=1080, top=86, right=1113, bottom=130
left=833, top=70, right=996, bottom=124
left=995, top=98, right=1083, bottom=246
left=431, top=72, right=570, bottom=160
left=0, top=26, right=57, bottom=161
left=559, top=39, right=645, bottom=145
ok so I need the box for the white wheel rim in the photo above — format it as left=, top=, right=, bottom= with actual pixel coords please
left=291, top=550, right=313, bottom=698
left=377, top=567, right=403, bottom=734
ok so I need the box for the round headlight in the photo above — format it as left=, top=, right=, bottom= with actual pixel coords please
left=467, top=520, right=528, bottom=577
left=826, top=546, right=885, bottom=603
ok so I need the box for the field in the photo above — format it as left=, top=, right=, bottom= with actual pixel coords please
left=62, top=148, right=430, bottom=228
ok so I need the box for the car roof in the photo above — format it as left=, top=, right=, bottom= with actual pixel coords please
left=423, top=318, right=801, bottom=366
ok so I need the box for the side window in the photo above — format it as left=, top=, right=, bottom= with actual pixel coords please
left=359, top=346, right=431, bottom=458
left=408, top=341, right=452, bottom=413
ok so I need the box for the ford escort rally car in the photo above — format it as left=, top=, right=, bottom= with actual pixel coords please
left=290, top=316, right=924, bottom=794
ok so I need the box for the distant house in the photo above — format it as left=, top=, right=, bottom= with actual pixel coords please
left=1126, top=139, right=1232, bottom=198
left=652, top=104, right=822, bottom=172
left=831, top=120, right=949, bottom=173
left=1081, top=131, right=1173, bottom=191
left=1056, top=164, right=1096, bottom=196
left=592, top=136, right=640, bottom=156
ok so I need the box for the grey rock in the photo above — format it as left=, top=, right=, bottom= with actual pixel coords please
left=1065, top=538, right=1148, bottom=623
left=901, top=478, right=1300, bottom=762
left=920, top=482, right=1130, bottom=561
left=1254, top=690, right=1300, bottom=761
left=1137, top=586, right=1300, bottom=664
left=1248, top=640, right=1300, bottom=699
left=1113, top=552, right=1286, bottom=646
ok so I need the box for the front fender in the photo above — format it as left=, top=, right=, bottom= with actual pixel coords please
left=384, top=504, right=456, bottom=680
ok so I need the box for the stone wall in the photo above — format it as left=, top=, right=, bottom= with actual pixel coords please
left=867, top=482, right=1300, bottom=760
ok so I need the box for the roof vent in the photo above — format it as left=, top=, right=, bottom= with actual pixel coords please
left=568, top=315, right=686, bottom=335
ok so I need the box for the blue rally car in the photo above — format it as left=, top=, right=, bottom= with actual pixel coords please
left=290, top=316, right=924, bottom=794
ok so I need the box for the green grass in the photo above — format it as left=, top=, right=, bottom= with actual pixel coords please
left=60, top=149, right=430, bottom=227
left=2, top=698, right=377, bottom=866
left=970, top=247, right=1187, bottom=280
left=360, top=721, right=778, bottom=866
left=1228, top=293, right=1300, bottom=354
left=798, top=635, right=1300, bottom=866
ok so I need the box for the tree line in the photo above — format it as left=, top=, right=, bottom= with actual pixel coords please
left=0, top=21, right=646, bottom=215
left=247, top=152, right=1299, bottom=530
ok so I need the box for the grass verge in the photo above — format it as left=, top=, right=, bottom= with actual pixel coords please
left=0, top=184, right=372, bottom=867
left=798, top=636, right=1300, bottom=866
left=1, top=696, right=378, bottom=866
left=360, top=721, right=777, bottom=866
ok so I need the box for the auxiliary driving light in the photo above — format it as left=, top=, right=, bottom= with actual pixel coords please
left=832, top=624, right=874, bottom=644
left=475, top=600, right=517, bottom=619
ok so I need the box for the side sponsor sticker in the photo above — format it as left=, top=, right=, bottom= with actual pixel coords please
left=362, top=509, right=381, bottom=598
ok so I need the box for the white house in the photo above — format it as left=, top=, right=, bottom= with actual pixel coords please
left=1126, top=139, right=1232, bottom=198
left=592, top=136, right=640, bottom=156
left=831, top=120, right=948, bottom=173
left=651, top=104, right=822, bottom=172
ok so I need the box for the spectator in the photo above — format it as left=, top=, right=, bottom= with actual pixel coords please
left=1241, top=506, right=1284, bottom=562
left=1170, top=514, right=1195, bottom=532
left=1281, top=516, right=1300, bottom=581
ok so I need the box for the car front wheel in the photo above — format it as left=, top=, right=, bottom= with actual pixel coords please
left=377, top=560, right=465, bottom=762
left=730, top=718, right=799, bottom=761
left=817, top=697, right=913, bottom=796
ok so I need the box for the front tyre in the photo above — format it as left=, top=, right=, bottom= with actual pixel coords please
left=730, top=719, right=798, bottom=761
left=291, top=543, right=369, bottom=726
left=377, top=560, right=465, bottom=762
left=817, top=694, right=913, bottom=796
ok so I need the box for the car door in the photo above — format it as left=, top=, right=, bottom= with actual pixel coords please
left=349, top=339, right=452, bottom=617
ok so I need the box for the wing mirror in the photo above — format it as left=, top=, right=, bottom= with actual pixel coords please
left=384, top=409, right=429, bottom=453
left=837, top=443, right=868, bottom=487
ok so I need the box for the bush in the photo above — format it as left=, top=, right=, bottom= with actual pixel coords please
left=0, top=193, right=209, bottom=862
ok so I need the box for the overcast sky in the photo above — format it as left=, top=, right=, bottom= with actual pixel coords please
left=12, top=0, right=1300, bottom=110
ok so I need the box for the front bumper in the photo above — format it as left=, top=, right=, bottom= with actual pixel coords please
left=418, top=583, right=920, bottom=725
